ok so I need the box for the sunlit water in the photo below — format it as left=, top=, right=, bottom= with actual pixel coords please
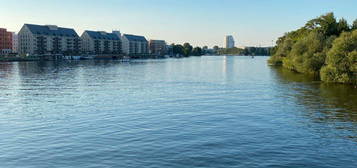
left=1, top=56, right=357, bottom=168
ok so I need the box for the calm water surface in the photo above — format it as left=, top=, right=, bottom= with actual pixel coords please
left=1, top=56, right=357, bottom=168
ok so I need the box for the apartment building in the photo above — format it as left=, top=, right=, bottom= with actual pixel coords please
left=149, top=40, right=167, bottom=56
left=0, top=28, right=13, bottom=54
left=18, top=24, right=81, bottom=56
left=12, top=32, right=18, bottom=53
left=122, top=34, right=148, bottom=55
left=81, top=30, right=121, bottom=55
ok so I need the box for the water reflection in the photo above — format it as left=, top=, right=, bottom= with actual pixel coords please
left=0, top=63, right=16, bottom=79
left=2, top=57, right=357, bottom=167
left=272, top=67, right=357, bottom=138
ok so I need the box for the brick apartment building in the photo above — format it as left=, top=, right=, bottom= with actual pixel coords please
left=0, top=28, right=13, bottom=54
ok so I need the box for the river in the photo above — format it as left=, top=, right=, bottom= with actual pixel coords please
left=1, top=56, right=357, bottom=167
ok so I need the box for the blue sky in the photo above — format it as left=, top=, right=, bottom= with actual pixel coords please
left=1, top=0, right=356, bottom=47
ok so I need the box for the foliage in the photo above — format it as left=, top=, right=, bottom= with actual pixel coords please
left=172, top=44, right=184, bottom=56
left=321, top=30, right=357, bottom=83
left=269, top=12, right=357, bottom=84
left=353, top=19, right=357, bottom=30
left=218, top=47, right=244, bottom=55
left=218, top=47, right=271, bottom=56
left=183, top=43, right=193, bottom=56
left=192, top=47, right=203, bottom=56
left=171, top=43, right=203, bottom=56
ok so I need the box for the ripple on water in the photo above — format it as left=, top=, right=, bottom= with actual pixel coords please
left=1, top=57, right=357, bottom=168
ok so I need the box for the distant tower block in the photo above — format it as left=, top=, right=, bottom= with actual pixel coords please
left=225, top=35, right=235, bottom=48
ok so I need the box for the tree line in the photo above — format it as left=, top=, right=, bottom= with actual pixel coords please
left=217, top=47, right=272, bottom=56
left=269, top=12, right=357, bottom=84
left=170, top=43, right=204, bottom=56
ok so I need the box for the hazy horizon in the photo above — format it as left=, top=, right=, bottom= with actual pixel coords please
left=1, top=0, right=356, bottom=47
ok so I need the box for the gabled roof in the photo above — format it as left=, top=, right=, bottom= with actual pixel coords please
left=123, top=34, right=147, bottom=42
left=24, top=24, right=79, bottom=37
left=84, top=31, right=120, bottom=40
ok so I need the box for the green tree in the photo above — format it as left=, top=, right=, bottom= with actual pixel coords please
left=183, top=43, right=193, bottom=56
left=284, top=31, right=333, bottom=74
left=305, top=12, right=338, bottom=36
left=269, top=12, right=357, bottom=84
left=172, top=44, right=184, bottom=56
left=321, top=30, right=357, bottom=83
left=337, top=18, right=350, bottom=33
left=192, top=47, right=203, bottom=56
left=352, top=19, right=357, bottom=30
left=268, top=36, right=294, bottom=65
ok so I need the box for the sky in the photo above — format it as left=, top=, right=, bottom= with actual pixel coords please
left=1, top=0, right=356, bottom=47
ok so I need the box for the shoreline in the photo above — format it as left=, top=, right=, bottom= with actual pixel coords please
left=0, top=54, right=170, bottom=62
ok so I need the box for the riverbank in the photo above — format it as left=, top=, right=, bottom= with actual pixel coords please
left=0, top=54, right=171, bottom=62
left=0, top=57, right=40, bottom=62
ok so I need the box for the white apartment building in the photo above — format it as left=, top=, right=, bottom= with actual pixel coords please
left=225, top=35, right=235, bottom=48
left=121, top=34, right=148, bottom=55
left=81, top=30, right=121, bottom=55
left=12, top=32, right=18, bottom=53
left=18, top=24, right=81, bottom=56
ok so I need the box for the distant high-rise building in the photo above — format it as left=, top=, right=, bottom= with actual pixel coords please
left=225, top=35, right=235, bottom=48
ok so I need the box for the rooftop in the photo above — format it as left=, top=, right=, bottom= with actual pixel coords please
left=123, top=34, right=147, bottom=42
left=84, top=30, right=120, bottom=40
left=24, top=24, right=79, bottom=37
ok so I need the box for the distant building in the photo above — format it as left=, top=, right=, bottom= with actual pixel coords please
left=0, top=28, right=13, bottom=54
left=12, top=32, right=18, bottom=53
left=18, top=24, right=81, bottom=56
left=149, top=40, right=167, bottom=56
left=225, top=35, right=235, bottom=48
left=121, top=34, right=148, bottom=55
left=81, top=30, right=122, bottom=55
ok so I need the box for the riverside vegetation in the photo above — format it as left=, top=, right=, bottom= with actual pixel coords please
left=217, top=46, right=271, bottom=56
left=269, top=13, right=357, bottom=84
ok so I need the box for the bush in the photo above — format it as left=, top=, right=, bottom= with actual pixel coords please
left=321, top=30, right=357, bottom=83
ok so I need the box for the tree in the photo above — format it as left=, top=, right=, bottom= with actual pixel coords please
left=172, top=44, right=184, bottom=56
left=305, top=12, right=338, bottom=36
left=321, top=30, right=357, bottom=83
left=337, top=18, right=350, bottom=33
left=269, top=12, right=357, bottom=83
left=192, top=47, right=203, bottom=56
left=183, top=43, right=193, bottom=56
left=213, top=46, right=219, bottom=51
left=352, top=19, right=357, bottom=30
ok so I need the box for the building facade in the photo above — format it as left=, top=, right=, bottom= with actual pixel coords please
left=149, top=40, right=167, bottom=56
left=122, top=34, right=148, bottom=55
left=18, top=24, right=81, bottom=56
left=81, top=30, right=121, bottom=55
left=0, top=28, right=13, bottom=53
left=12, top=32, right=18, bottom=53
left=225, top=35, right=235, bottom=48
